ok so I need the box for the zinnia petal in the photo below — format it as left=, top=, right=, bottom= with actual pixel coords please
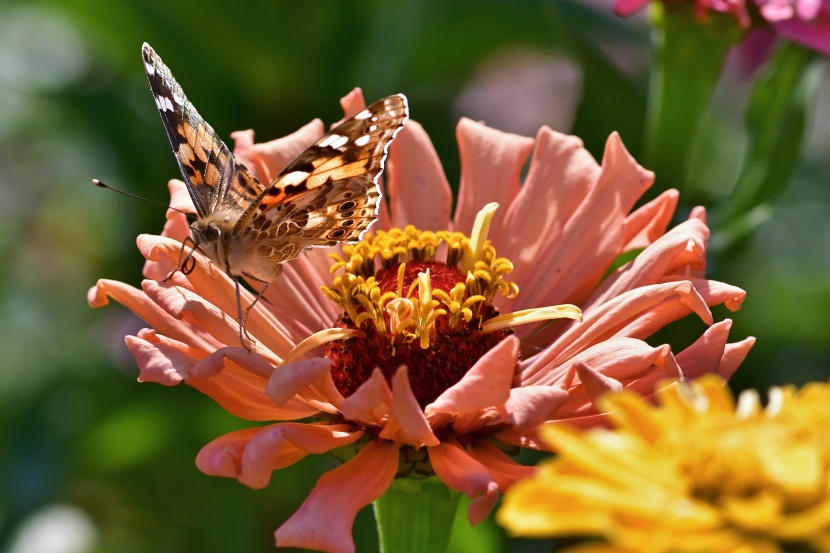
left=426, top=335, right=519, bottom=416
left=429, top=439, right=499, bottom=524
left=454, top=118, right=534, bottom=237
left=385, top=120, right=453, bottom=231
left=275, top=440, right=398, bottom=553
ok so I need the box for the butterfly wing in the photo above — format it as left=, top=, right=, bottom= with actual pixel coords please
left=233, top=95, right=408, bottom=265
left=141, top=43, right=264, bottom=218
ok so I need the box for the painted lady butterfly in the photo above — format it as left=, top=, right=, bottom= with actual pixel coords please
left=141, top=43, right=408, bottom=348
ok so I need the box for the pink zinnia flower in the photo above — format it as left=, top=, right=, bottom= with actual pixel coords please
left=89, top=88, right=754, bottom=553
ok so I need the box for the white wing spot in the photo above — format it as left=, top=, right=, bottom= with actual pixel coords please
left=281, top=171, right=310, bottom=186
left=371, top=117, right=378, bottom=122
left=354, top=135, right=371, bottom=147
left=319, top=134, right=344, bottom=148
left=354, top=109, right=372, bottom=120
left=369, top=125, right=378, bottom=132
left=144, top=61, right=155, bottom=75
left=173, top=93, right=185, bottom=106
left=329, top=135, right=349, bottom=149
left=155, top=95, right=174, bottom=112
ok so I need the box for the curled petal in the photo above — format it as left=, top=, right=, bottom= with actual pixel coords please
left=613, top=277, right=746, bottom=341
left=718, top=336, right=756, bottom=379
left=585, top=217, right=709, bottom=312
left=682, top=276, right=746, bottom=312
left=503, top=385, right=570, bottom=428
left=380, top=367, right=440, bottom=447
left=197, top=426, right=263, bottom=478
left=128, top=330, right=315, bottom=421
left=141, top=279, right=241, bottom=343
left=677, top=320, right=755, bottom=380
left=426, top=336, right=519, bottom=417
left=622, top=189, right=679, bottom=251
left=239, top=424, right=364, bottom=489
left=196, top=423, right=362, bottom=486
left=469, top=441, right=537, bottom=490
left=575, top=362, right=625, bottom=407
left=524, top=281, right=712, bottom=383
left=549, top=338, right=673, bottom=382
left=499, top=128, right=599, bottom=291
left=126, top=332, right=198, bottom=385
left=275, top=440, right=398, bottom=553
left=469, top=482, right=501, bottom=526
left=89, top=278, right=218, bottom=352
left=339, top=368, right=392, bottom=423
left=429, top=439, right=499, bottom=524
left=266, top=357, right=332, bottom=406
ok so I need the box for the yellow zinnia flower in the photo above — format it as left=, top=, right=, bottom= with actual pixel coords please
left=498, top=374, right=830, bottom=553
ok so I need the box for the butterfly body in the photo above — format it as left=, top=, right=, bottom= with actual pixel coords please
left=141, top=43, right=407, bottom=347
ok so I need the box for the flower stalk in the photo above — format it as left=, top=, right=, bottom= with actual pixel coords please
left=644, top=3, right=744, bottom=197
left=374, top=478, right=462, bottom=553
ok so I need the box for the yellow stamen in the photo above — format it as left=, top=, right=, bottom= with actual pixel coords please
left=432, top=283, right=486, bottom=329
left=414, top=270, right=445, bottom=349
left=481, top=305, right=583, bottom=333
left=461, top=202, right=499, bottom=274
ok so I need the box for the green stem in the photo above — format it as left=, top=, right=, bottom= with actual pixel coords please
left=374, top=478, right=462, bottom=553
left=712, top=42, right=824, bottom=251
left=644, top=3, right=743, bottom=198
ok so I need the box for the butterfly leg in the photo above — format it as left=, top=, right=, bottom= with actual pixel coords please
left=242, top=282, right=269, bottom=330
left=233, top=277, right=256, bottom=351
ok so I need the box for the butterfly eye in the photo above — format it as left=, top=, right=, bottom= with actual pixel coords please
left=206, top=223, right=221, bottom=239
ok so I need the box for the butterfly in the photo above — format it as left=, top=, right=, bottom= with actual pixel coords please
left=141, top=43, right=408, bottom=348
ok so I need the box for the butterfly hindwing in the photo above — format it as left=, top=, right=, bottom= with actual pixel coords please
left=141, top=43, right=264, bottom=218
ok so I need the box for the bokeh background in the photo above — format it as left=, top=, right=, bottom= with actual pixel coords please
left=1, top=1, right=828, bottom=552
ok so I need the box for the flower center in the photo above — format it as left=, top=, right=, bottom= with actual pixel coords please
left=322, top=222, right=518, bottom=408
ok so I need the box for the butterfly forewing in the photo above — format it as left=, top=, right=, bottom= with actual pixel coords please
left=235, top=95, right=408, bottom=249
left=141, top=43, right=264, bottom=218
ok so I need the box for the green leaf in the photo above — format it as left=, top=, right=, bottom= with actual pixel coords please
left=712, top=42, right=825, bottom=251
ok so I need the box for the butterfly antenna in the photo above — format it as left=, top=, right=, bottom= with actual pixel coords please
left=92, top=178, right=190, bottom=216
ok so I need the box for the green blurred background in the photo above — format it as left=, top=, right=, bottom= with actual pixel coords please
left=1, top=0, right=828, bottom=552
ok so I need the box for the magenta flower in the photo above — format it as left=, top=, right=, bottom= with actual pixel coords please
left=761, top=0, right=830, bottom=55
left=616, top=0, right=830, bottom=55
left=614, top=0, right=751, bottom=28
left=89, top=88, right=753, bottom=553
